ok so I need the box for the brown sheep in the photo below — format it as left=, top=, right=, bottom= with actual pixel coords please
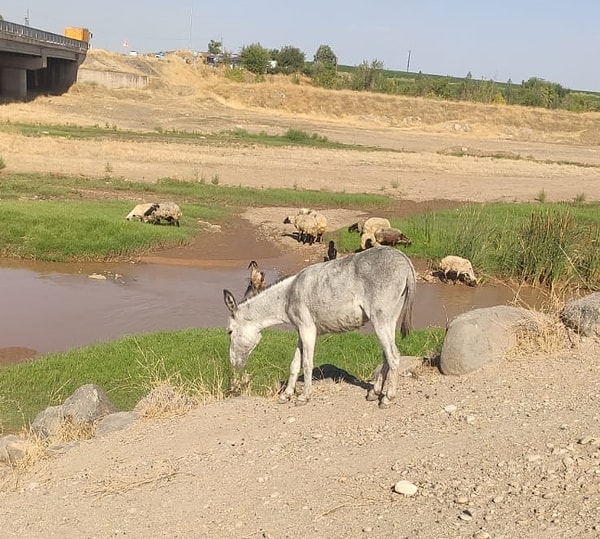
left=374, top=227, right=412, bottom=247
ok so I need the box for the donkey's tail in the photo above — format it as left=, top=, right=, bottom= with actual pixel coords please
left=399, top=266, right=416, bottom=338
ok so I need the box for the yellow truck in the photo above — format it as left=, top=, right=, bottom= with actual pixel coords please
left=64, top=27, right=92, bottom=43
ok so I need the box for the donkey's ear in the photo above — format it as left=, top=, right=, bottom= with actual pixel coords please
left=223, top=289, right=238, bottom=314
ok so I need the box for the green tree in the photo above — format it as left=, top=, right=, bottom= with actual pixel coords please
left=208, top=40, right=222, bottom=55
left=459, top=71, right=474, bottom=100
left=351, top=59, right=384, bottom=91
left=274, top=46, right=306, bottom=74
left=313, top=44, right=337, bottom=67
left=240, top=43, right=271, bottom=75
left=313, top=66, right=338, bottom=89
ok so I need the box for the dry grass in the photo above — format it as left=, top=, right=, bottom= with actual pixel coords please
left=2, top=49, right=600, bottom=203
left=132, top=343, right=228, bottom=419
left=134, top=382, right=199, bottom=419
left=88, top=462, right=181, bottom=498
left=21, top=48, right=600, bottom=142
left=513, top=312, right=572, bottom=357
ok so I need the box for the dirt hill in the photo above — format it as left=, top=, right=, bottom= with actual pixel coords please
left=1, top=49, right=600, bottom=202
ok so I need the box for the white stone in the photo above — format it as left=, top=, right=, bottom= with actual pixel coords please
left=394, top=480, right=418, bottom=496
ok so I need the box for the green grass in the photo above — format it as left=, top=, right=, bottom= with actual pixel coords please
left=0, top=199, right=198, bottom=262
left=3, top=172, right=599, bottom=288
left=0, top=172, right=393, bottom=261
left=392, top=202, right=600, bottom=289
left=0, top=327, right=445, bottom=434
left=0, top=121, right=394, bottom=153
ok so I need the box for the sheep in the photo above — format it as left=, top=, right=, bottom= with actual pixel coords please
left=361, top=232, right=377, bottom=250
left=283, top=213, right=305, bottom=241
left=243, top=260, right=267, bottom=299
left=361, top=228, right=411, bottom=250
left=439, top=255, right=478, bottom=286
left=125, top=202, right=157, bottom=221
left=143, top=201, right=183, bottom=227
left=348, top=217, right=391, bottom=236
left=374, top=227, right=412, bottom=247
left=283, top=209, right=327, bottom=245
left=306, top=211, right=327, bottom=244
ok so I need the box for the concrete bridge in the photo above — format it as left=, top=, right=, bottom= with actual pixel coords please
left=0, top=20, right=88, bottom=101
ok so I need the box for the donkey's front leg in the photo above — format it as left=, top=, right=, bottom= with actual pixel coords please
left=296, top=329, right=317, bottom=405
left=367, top=362, right=387, bottom=401
left=278, top=340, right=302, bottom=403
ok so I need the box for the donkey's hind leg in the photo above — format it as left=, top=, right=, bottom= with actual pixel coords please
left=279, top=341, right=302, bottom=403
left=367, top=362, right=387, bottom=401
left=371, top=320, right=402, bottom=408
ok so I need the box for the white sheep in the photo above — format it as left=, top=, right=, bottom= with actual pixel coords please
left=144, top=202, right=183, bottom=227
left=439, top=255, right=477, bottom=286
left=348, top=217, right=391, bottom=236
left=284, top=209, right=327, bottom=245
left=125, top=202, right=156, bottom=221
left=360, top=231, right=377, bottom=250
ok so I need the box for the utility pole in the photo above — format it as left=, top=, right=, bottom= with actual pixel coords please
left=406, top=50, right=411, bottom=72
left=24, top=9, right=30, bottom=26
left=188, top=7, right=193, bottom=50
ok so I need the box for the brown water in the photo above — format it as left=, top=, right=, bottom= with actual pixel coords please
left=0, top=256, right=552, bottom=363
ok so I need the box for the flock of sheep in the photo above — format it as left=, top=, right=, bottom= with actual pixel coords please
left=282, top=208, right=478, bottom=287
left=124, top=202, right=478, bottom=289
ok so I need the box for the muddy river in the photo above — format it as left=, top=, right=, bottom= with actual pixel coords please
left=0, top=254, right=550, bottom=365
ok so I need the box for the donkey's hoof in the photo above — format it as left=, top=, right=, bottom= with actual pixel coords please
left=277, top=393, right=291, bottom=404
left=378, top=396, right=392, bottom=409
left=366, top=389, right=379, bottom=402
left=295, top=395, right=309, bottom=406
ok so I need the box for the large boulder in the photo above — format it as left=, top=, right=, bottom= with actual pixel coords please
left=31, top=384, right=117, bottom=439
left=439, top=306, right=549, bottom=375
left=559, top=293, right=600, bottom=337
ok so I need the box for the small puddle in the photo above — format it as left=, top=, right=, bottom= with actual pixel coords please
left=0, top=255, right=554, bottom=365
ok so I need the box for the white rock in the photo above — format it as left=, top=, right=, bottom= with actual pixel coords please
left=394, top=480, right=418, bottom=496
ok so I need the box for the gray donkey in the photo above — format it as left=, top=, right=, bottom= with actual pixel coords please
left=223, top=246, right=416, bottom=408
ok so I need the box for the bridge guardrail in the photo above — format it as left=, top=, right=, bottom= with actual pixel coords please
left=0, top=20, right=89, bottom=51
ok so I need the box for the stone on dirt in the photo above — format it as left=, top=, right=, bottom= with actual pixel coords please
left=32, top=383, right=117, bottom=439
left=559, top=292, right=600, bottom=337
left=439, top=306, right=550, bottom=375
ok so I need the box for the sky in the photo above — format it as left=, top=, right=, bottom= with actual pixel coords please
left=3, top=1, right=600, bottom=92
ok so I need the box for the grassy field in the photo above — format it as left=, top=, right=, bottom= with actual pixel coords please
left=0, top=327, right=445, bottom=434
left=2, top=172, right=599, bottom=288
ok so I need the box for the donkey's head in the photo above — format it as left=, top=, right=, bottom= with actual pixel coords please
left=223, top=289, right=262, bottom=369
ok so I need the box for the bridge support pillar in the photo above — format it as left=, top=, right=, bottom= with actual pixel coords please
left=0, top=67, right=27, bottom=100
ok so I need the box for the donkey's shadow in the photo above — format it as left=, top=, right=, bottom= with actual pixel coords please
left=310, top=363, right=372, bottom=390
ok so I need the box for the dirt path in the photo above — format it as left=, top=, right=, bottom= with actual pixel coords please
left=3, top=344, right=600, bottom=538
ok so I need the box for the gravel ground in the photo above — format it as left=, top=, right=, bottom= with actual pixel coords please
left=2, top=340, right=600, bottom=538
